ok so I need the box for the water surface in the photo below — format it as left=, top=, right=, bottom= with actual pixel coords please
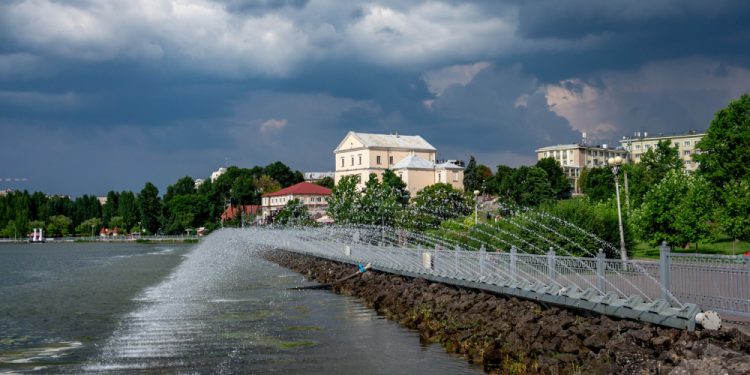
left=1, top=232, right=481, bottom=374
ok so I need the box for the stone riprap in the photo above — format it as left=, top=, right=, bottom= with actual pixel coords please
left=263, top=250, right=750, bottom=374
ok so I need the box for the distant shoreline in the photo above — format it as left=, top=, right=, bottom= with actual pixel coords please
left=0, top=236, right=202, bottom=244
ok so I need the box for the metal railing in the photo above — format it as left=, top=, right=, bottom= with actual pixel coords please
left=246, top=227, right=748, bottom=322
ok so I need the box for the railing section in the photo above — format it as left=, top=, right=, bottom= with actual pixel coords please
left=271, top=230, right=750, bottom=319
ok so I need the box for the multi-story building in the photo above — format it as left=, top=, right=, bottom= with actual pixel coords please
left=535, top=143, right=628, bottom=194
left=303, top=172, right=335, bottom=182
left=619, top=130, right=705, bottom=171
left=333, top=131, right=464, bottom=195
left=260, top=182, right=332, bottom=222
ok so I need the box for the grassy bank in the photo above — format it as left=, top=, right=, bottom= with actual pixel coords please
left=632, top=237, right=750, bottom=259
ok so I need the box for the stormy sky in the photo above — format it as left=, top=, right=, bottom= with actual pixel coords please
left=1, top=0, right=749, bottom=195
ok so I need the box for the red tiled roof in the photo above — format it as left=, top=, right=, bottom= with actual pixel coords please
left=262, top=182, right=332, bottom=197
left=221, top=204, right=261, bottom=221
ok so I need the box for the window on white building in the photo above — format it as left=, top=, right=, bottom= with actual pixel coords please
left=358, top=154, right=362, bottom=165
left=340, top=157, right=344, bottom=167
left=351, top=157, right=354, bottom=166
left=389, top=156, right=393, bottom=164
left=437, top=173, right=442, bottom=182
left=376, top=155, right=381, bottom=164
left=684, top=150, right=691, bottom=156
left=684, top=141, right=691, bottom=146
left=674, top=142, right=679, bottom=148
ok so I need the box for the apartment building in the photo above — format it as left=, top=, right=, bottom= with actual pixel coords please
left=619, top=131, right=705, bottom=171
left=334, top=131, right=463, bottom=196
left=535, top=143, right=628, bottom=194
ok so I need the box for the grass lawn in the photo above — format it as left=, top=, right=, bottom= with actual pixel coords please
left=632, top=237, right=750, bottom=259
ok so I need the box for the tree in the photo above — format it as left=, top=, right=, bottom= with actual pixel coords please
left=381, top=169, right=410, bottom=205
left=231, top=175, right=257, bottom=206
left=75, top=217, right=102, bottom=236
left=718, top=178, right=750, bottom=242
left=164, top=194, right=208, bottom=234
left=254, top=175, right=282, bottom=194
left=695, top=94, right=750, bottom=188
left=477, top=164, right=493, bottom=184
left=631, top=170, right=716, bottom=247
left=274, top=199, right=314, bottom=226
left=501, top=166, right=554, bottom=207
left=46, top=215, right=72, bottom=237
left=639, top=139, right=683, bottom=189
left=264, top=161, right=303, bottom=187
left=407, top=183, right=472, bottom=229
left=138, top=182, right=162, bottom=235
left=463, top=156, right=483, bottom=192
left=314, top=176, right=335, bottom=189
left=109, top=216, right=125, bottom=232
left=29, top=220, right=45, bottom=232
left=102, top=191, right=119, bottom=226
left=536, top=157, right=571, bottom=199
left=485, top=165, right=514, bottom=195
left=579, top=167, right=615, bottom=202
left=326, top=175, right=360, bottom=224
left=117, top=191, right=139, bottom=231
left=164, top=176, right=195, bottom=203
left=356, top=173, right=401, bottom=226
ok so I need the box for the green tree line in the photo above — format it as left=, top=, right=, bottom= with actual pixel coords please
left=0, top=161, right=306, bottom=237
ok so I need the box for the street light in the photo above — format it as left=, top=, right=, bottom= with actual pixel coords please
left=473, top=190, right=480, bottom=225
left=607, top=156, right=628, bottom=260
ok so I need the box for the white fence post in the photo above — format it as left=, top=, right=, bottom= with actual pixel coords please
left=510, top=246, right=517, bottom=282
left=480, top=245, right=486, bottom=278
left=659, top=241, right=672, bottom=301
left=596, top=249, right=605, bottom=292
left=547, top=247, right=556, bottom=284
left=454, top=245, right=460, bottom=275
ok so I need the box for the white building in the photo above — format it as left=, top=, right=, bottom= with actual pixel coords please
left=210, top=167, right=227, bottom=182
left=333, top=131, right=464, bottom=196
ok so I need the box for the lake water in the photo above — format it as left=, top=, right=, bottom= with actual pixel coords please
left=0, top=230, right=481, bottom=374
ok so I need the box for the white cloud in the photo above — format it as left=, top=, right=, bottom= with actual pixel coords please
left=346, top=3, right=514, bottom=67
left=0, top=0, right=523, bottom=77
left=422, top=61, right=491, bottom=96
left=1, top=0, right=316, bottom=77
left=544, top=57, right=750, bottom=140
left=259, top=118, right=287, bottom=134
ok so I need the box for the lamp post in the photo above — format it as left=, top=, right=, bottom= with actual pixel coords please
left=607, top=156, right=628, bottom=261
left=473, top=190, right=480, bottom=225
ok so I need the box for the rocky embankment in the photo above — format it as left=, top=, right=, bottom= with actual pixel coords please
left=263, top=250, right=750, bottom=374
left=265, top=251, right=750, bottom=374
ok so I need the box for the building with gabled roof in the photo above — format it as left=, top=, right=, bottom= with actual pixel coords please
left=221, top=204, right=261, bottom=223
left=334, top=131, right=464, bottom=196
left=261, top=182, right=332, bottom=222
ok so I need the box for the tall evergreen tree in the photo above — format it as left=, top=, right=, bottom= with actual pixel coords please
left=137, top=182, right=161, bottom=235
left=463, top=156, right=482, bottom=193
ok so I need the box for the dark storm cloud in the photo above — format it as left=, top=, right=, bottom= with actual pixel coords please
left=514, top=0, right=750, bottom=80
left=0, top=0, right=749, bottom=194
